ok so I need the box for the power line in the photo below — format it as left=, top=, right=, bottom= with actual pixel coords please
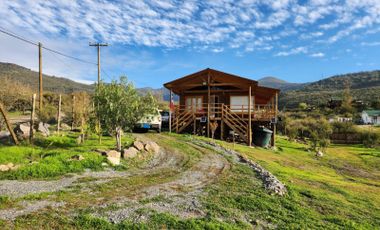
left=0, top=26, right=96, bottom=65
left=43, top=46, right=96, bottom=65
left=0, top=27, right=38, bottom=46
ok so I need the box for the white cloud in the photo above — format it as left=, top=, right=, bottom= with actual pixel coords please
left=1, top=0, right=380, bottom=81
left=310, top=52, right=325, bottom=57
left=360, top=41, right=380, bottom=46
left=275, top=46, right=308, bottom=56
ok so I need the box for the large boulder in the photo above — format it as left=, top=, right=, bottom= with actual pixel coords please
left=106, top=150, right=121, bottom=165
left=38, top=122, right=50, bottom=137
left=144, top=141, right=160, bottom=154
left=133, top=140, right=144, bottom=151
left=14, top=123, right=31, bottom=139
left=123, top=147, right=138, bottom=159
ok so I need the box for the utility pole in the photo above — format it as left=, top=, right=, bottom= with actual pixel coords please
left=39, top=42, right=43, bottom=110
left=89, top=42, right=108, bottom=85
left=89, top=42, right=108, bottom=144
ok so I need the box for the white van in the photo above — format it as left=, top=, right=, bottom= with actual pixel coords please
left=134, top=109, right=162, bottom=133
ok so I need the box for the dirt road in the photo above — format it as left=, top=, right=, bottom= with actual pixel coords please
left=0, top=133, right=230, bottom=222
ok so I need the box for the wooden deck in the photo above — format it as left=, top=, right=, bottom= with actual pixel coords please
left=171, top=103, right=277, bottom=144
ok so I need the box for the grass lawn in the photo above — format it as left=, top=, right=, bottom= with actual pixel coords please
left=0, top=132, right=134, bottom=180
left=199, top=135, right=380, bottom=229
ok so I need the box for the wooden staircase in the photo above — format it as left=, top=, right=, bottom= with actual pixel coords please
left=222, top=104, right=248, bottom=143
left=172, top=109, right=196, bottom=133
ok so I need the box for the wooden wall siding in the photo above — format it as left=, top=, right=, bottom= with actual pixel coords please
left=164, top=68, right=280, bottom=146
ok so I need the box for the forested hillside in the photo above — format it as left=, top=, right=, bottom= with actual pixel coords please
left=0, top=62, right=93, bottom=93
left=279, top=70, right=380, bottom=108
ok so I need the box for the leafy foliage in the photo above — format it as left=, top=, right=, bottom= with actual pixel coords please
left=93, top=77, right=157, bottom=150
left=361, top=131, right=380, bottom=148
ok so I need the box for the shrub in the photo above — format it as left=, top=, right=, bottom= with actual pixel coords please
left=332, top=122, right=357, bottom=134
left=361, top=131, right=380, bottom=148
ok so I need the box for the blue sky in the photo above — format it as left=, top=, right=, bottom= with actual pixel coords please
left=1, top=0, right=380, bottom=88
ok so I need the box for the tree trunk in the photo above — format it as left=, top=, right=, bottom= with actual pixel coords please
left=116, top=127, right=122, bottom=152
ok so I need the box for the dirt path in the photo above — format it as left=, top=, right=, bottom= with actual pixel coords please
left=0, top=133, right=230, bottom=222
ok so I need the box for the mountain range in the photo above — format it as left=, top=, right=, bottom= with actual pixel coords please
left=1, top=62, right=379, bottom=109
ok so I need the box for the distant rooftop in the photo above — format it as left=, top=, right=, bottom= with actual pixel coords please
left=363, top=110, right=380, bottom=116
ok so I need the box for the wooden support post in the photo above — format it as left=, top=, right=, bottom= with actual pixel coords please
left=248, top=86, right=252, bottom=146
left=207, top=73, right=210, bottom=138
left=193, top=117, right=196, bottom=135
left=221, top=104, right=224, bottom=140
left=169, top=90, right=172, bottom=133
left=0, top=103, right=19, bottom=145
left=71, top=94, right=75, bottom=131
left=30, top=94, right=36, bottom=142
left=272, top=92, right=279, bottom=147
left=38, top=42, right=43, bottom=111
left=57, top=94, right=62, bottom=134
left=176, top=115, right=179, bottom=133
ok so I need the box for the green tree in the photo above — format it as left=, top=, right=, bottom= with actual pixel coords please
left=94, top=77, right=157, bottom=151
left=307, top=118, right=332, bottom=152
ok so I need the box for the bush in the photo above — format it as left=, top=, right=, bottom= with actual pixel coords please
left=332, top=122, right=357, bottom=134
left=361, top=131, right=380, bottom=148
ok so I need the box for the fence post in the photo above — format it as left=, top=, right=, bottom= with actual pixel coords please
left=57, top=94, right=62, bottom=134
left=0, top=103, right=19, bottom=145
left=30, top=94, right=36, bottom=142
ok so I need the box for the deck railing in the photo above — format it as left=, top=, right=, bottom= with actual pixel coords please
left=172, top=103, right=276, bottom=121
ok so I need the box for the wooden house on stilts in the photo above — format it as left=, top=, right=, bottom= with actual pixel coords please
left=163, top=68, right=280, bottom=146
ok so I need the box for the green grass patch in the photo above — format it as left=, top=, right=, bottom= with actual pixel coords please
left=0, top=132, right=134, bottom=180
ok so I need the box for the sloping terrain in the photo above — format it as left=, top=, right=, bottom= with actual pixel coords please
left=0, top=62, right=93, bottom=93
left=0, top=133, right=379, bottom=229
left=279, top=70, right=380, bottom=108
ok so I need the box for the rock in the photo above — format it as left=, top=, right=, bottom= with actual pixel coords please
left=0, top=164, right=10, bottom=172
left=76, top=134, right=84, bottom=145
left=133, top=140, right=144, bottom=151
left=144, top=141, right=160, bottom=153
left=10, top=165, right=19, bottom=170
left=38, top=122, right=50, bottom=137
left=14, top=123, right=31, bottom=139
left=60, top=123, right=71, bottom=130
left=0, top=131, right=10, bottom=140
left=106, top=150, right=121, bottom=158
left=106, top=150, right=121, bottom=166
left=71, top=155, right=84, bottom=161
left=123, top=147, right=138, bottom=159
left=316, top=151, right=324, bottom=157
left=0, top=163, right=17, bottom=171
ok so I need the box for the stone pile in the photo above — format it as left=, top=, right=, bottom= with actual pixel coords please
left=203, top=141, right=287, bottom=196
left=13, top=122, right=50, bottom=140
left=96, top=139, right=161, bottom=166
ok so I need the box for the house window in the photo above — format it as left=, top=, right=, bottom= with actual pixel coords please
left=185, top=96, right=203, bottom=112
left=230, top=96, right=254, bottom=112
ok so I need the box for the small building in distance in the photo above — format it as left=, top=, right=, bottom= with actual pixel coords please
left=163, top=68, right=280, bottom=146
left=361, top=110, right=380, bottom=125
